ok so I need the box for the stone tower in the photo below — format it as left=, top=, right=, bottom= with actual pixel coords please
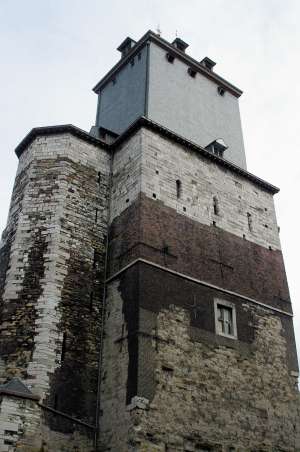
left=0, top=30, right=299, bottom=452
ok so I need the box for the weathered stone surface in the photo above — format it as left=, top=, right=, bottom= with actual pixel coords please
left=0, top=133, right=110, bottom=450
left=0, top=123, right=299, bottom=451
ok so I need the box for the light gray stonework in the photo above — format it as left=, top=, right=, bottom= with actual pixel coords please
left=110, top=128, right=280, bottom=251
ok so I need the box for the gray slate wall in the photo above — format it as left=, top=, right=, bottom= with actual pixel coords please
left=147, top=43, right=247, bottom=169
left=96, top=45, right=148, bottom=134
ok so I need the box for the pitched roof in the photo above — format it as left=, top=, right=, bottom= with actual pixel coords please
left=0, top=378, right=39, bottom=400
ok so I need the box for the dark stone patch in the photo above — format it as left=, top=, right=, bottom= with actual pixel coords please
left=41, top=407, right=94, bottom=440
left=119, top=264, right=140, bottom=405
left=0, top=230, right=47, bottom=379
left=45, top=161, right=109, bottom=432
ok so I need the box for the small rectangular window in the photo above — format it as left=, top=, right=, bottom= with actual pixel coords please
left=214, top=299, right=237, bottom=339
left=217, top=305, right=233, bottom=335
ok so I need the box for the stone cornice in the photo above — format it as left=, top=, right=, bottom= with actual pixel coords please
left=14, top=124, right=109, bottom=158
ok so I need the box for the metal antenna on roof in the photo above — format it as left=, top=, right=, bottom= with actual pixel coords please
left=175, top=29, right=178, bottom=38
left=156, top=24, right=161, bottom=36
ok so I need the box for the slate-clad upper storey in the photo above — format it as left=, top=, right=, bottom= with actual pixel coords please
left=93, top=30, right=247, bottom=169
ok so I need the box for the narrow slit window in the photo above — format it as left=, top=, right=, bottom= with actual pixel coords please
left=97, top=172, right=101, bottom=185
left=213, top=196, right=219, bottom=215
left=176, top=179, right=182, bottom=199
left=93, top=249, right=99, bottom=268
left=247, top=212, right=253, bottom=231
left=95, top=208, right=98, bottom=223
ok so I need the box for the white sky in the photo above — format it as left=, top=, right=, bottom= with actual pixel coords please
left=0, top=0, right=299, bottom=358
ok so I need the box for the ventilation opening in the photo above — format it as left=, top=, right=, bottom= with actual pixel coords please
left=166, top=52, right=175, bottom=63
left=188, top=67, right=197, bottom=78
left=217, top=86, right=225, bottom=96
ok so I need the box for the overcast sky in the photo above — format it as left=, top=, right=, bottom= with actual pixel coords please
left=0, top=0, right=299, bottom=357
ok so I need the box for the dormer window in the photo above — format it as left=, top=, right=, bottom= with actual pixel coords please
left=117, top=37, right=136, bottom=59
left=200, top=57, right=216, bottom=71
left=205, top=139, right=228, bottom=158
left=172, top=37, right=189, bottom=53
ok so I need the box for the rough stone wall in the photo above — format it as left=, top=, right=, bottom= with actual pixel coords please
left=100, top=264, right=300, bottom=451
left=0, top=395, right=94, bottom=452
left=0, top=132, right=110, bottom=450
left=131, top=303, right=300, bottom=451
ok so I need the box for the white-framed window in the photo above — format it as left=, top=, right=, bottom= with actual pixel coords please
left=214, top=299, right=237, bottom=339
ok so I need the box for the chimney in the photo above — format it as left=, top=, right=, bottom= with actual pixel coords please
left=200, top=57, right=216, bottom=71
left=117, top=37, right=136, bottom=59
left=172, top=37, right=189, bottom=53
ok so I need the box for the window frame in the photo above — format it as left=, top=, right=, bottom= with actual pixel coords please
left=214, top=299, right=237, bottom=340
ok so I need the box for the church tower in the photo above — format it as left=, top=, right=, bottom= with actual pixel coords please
left=0, top=31, right=299, bottom=452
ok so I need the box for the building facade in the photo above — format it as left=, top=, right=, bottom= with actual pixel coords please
left=0, top=31, right=299, bottom=452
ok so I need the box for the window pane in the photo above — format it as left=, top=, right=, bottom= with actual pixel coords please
left=217, top=305, right=234, bottom=336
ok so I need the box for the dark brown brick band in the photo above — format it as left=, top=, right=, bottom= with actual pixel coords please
left=109, top=194, right=291, bottom=313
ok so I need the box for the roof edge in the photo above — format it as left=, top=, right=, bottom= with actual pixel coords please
left=15, top=124, right=109, bottom=158
left=92, top=30, right=243, bottom=98
left=14, top=118, right=279, bottom=195
left=112, top=117, right=279, bottom=195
